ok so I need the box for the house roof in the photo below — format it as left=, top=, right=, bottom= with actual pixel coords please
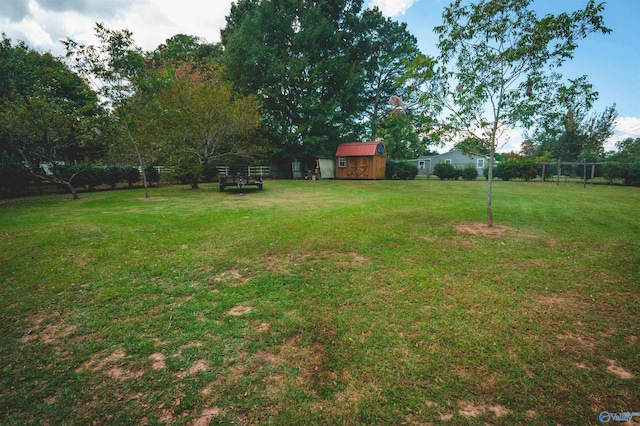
left=416, top=149, right=490, bottom=160
left=335, top=141, right=383, bottom=157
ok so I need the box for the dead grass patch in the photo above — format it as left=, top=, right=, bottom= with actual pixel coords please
left=458, top=401, right=511, bottom=418
left=190, top=407, right=221, bottom=426
left=149, top=353, right=166, bottom=370
left=606, top=359, right=634, bottom=379
left=253, top=322, right=270, bottom=332
left=455, top=222, right=516, bottom=238
left=555, top=331, right=596, bottom=349
left=20, top=314, right=78, bottom=349
left=213, top=269, right=250, bottom=286
left=227, top=305, right=253, bottom=316
left=76, top=350, right=144, bottom=380
left=177, top=359, right=209, bottom=378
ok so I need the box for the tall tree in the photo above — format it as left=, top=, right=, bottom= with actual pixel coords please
left=152, top=63, right=262, bottom=187
left=221, top=0, right=368, bottom=159
left=0, top=35, right=101, bottom=199
left=378, top=111, right=424, bottom=160
left=406, top=0, right=610, bottom=226
left=358, top=8, right=421, bottom=141
left=63, top=23, right=153, bottom=197
left=526, top=75, right=616, bottom=162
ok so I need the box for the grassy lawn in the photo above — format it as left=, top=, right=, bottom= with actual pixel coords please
left=1, top=179, right=638, bottom=425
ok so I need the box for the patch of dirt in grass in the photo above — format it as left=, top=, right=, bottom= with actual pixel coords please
left=555, top=331, right=596, bottom=349
left=458, top=401, right=511, bottom=418
left=227, top=305, right=253, bottom=316
left=606, top=359, right=634, bottom=379
left=454, top=222, right=517, bottom=238
left=264, top=251, right=311, bottom=275
left=253, top=322, right=270, bottom=332
left=20, top=314, right=78, bottom=349
left=77, top=350, right=144, bottom=380
left=278, top=336, right=336, bottom=393
left=149, top=353, right=166, bottom=370
left=533, top=293, right=583, bottom=313
left=177, top=359, right=209, bottom=378
left=213, top=269, right=250, bottom=286
left=440, top=412, right=454, bottom=421
left=191, top=407, right=221, bottom=426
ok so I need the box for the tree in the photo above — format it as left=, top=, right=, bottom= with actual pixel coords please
left=378, top=111, right=424, bottom=160
left=406, top=0, right=610, bottom=226
left=64, top=23, right=153, bottom=197
left=0, top=35, right=101, bottom=199
left=151, top=34, right=223, bottom=66
left=152, top=63, right=261, bottom=188
left=222, top=0, right=368, bottom=159
left=525, top=75, right=616, bottom=164
left=610, top=137, right=640, bottom=162
left=358, top=8, right=421, bottom=140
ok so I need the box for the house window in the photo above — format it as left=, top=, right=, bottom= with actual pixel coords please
left=445, top=159, right=452, bottom=165
left=419, top=161, right=425, bottom=169
left=338, top=156, right=346, bottom=167
left=477, top=158, right=485, bottom=168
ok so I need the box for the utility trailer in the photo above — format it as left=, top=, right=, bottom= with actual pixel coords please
left=218, top=165, right=264, bottom=192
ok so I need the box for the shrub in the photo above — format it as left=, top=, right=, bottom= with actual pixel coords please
left=104, top=166, right=124, bottom=189
left=386, top=161, right=418, bottom=180
left=623, top=163, right=640, bottom=186
left=171, top=164, right=201, bottom=189
left=494, top=162, right=518, bottom=181
left=144, top=166, right=161, bottom=186
left=604, top=162, right=625, bottom=184
left=460, top=165, right=478, bottom=181
left=433, top=163, right=459, bottom=180
left=202, top=162, right=218, bottom=182
left=122, top=167, right=141, bottom=187
left=0, top=156, right=30, bottom=195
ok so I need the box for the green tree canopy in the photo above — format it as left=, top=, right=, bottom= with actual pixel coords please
left=0, top=34, right=102, bottom=198
left=405, top=0, right=610, bottom=226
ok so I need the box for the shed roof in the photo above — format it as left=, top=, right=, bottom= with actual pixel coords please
left=335, top=141, right=383, bottom=157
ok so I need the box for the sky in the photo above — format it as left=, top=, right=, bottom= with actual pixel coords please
left=1, top=0, right=639, bottom=153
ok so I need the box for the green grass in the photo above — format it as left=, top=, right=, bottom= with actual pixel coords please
left=1, top=179, right=638, bottom=425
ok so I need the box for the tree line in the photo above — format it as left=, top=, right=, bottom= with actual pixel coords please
left=1, top=0, right=631, bottom=222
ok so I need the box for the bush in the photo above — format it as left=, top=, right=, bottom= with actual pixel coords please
left=104, top=166, right=124, bottom=189
left=171, top=164, right=202, bottom=189
left=604, top=162, right=625, bottom=184
left=202, top=162, right=218, bottom=182
left=0, top=156, right=30, bottom=195
left=494, top=162, right=518, bottom=181
left=433, top=163, right=460, bottom=180
left=144, top=166, right=161, bottom=186
left=460, top=165, right=479, bottom=181
left=623, top=163, right=640, bottom=186
left=386, top=161, right=418, bottom=180
left=122, top=167, right=141, bottom=187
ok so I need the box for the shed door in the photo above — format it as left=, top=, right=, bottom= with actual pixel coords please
left=346, top=157, right=370, bottom=178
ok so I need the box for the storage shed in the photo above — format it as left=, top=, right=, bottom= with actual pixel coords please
left=335, top=141, right=386, bottom=179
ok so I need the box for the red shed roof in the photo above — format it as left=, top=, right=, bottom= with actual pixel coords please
left=335, top=141, right=384, bottom=157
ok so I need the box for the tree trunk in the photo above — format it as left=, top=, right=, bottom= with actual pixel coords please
left=486, top=127, right=498, bottom=228
left=67, top=182, right=80, bottom=200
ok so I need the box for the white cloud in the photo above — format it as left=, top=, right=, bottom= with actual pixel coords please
left=607, top=117, right=640, bottom=151
left=367, top=0, right=417, bottom=17
left=1, top=0, right=234, bottom=55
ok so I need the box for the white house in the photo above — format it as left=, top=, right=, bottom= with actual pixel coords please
left=411, top=149, right=491, bottom=176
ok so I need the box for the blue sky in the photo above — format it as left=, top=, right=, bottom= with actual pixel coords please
left=2, top=0, right=638, bottom=151
left=382, top=0, right=640, bottom=151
